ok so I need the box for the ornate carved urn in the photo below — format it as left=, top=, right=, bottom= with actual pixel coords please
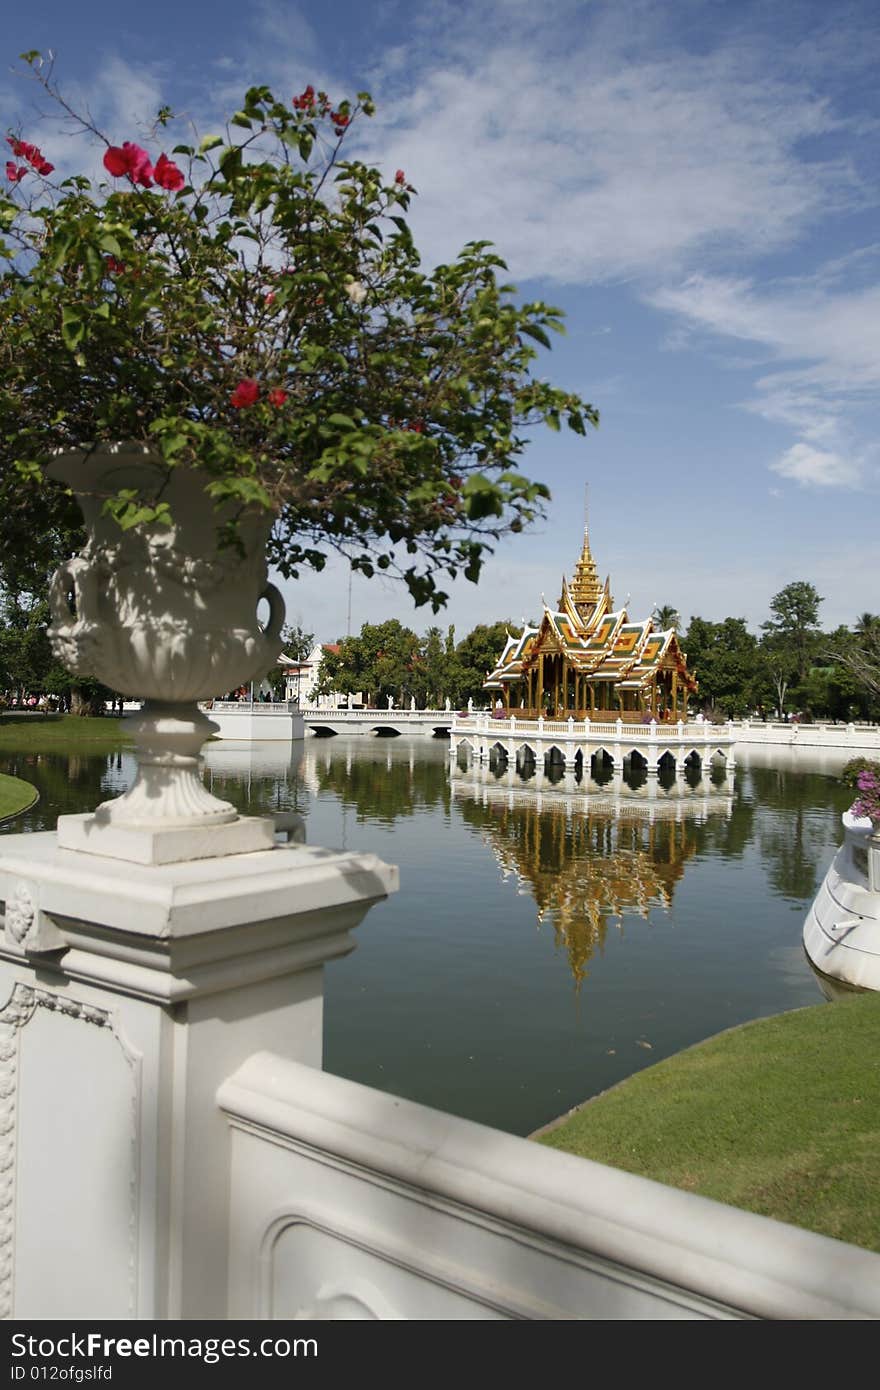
left=47, top=443, right=286, bottom=863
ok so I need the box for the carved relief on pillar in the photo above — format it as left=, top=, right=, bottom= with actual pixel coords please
left=0, top=983, right=140, bottom=1321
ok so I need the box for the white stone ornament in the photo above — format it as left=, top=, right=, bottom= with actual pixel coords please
left=3, top=881, right=64, bottom=953
left=46, top=444, right=286, bottom=863
left=4, top=883, right=34, bottom=946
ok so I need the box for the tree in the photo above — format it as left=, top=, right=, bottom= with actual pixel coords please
left=825, top=622, right=880, bottom=715
left=652, top=604, right=680, bottom=632
left=854, top=613, right=880, bottom=644
left=0, top=592, right=111, bottom=713
left=317, top=620, right=421, bottom=705
left=453, top=621, right=521, bottom=706
left=761, top=581, right=823, bottom=682
left=279, top=623, right=315, bottom=662
left=682, top=616, right=764, bottom=717
left=1, top=55, right=599, bottom=616
left=414, top=625, right=456, bottom=707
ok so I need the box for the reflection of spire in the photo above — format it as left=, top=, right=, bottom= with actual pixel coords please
left=456, top=789, right=710, bottom=990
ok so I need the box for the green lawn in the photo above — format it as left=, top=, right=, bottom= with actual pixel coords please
left=536, top=995, right=880, bottom=1252
left=0, top=772, right=39, bottom=820
left=0, top=714, right=132, bottom=750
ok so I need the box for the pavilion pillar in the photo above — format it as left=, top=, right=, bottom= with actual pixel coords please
left=537, top=654, right=544, bottom=714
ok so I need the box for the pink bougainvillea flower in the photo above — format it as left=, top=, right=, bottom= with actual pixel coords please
left=7, top=137, right=35, bottom=160
left=5, top=161, right=26, bottom=183
left=153, top=152, right=184, bottom=192
left=264, top=291, right=276, bottom=306
left=395, top=169, right=406, bottom=184
left=103, top=142, right=154, bottom=187
left=6, top=137, right=53, bottom=175
left=268, top=388, right=287, bottom=408
left=292, top=84, right=316, bottom=112
left=230, top=378, right=260, bottom=409
left=102, top=145, right=129, bottom=176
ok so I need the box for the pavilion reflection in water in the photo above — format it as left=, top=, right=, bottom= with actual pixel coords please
left=452, top=766, right=733, bottom=988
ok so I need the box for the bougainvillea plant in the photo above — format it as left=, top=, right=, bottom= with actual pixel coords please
left=852, top=766, right=880, bottom=826
left=0, top=53, right=598, bottom=610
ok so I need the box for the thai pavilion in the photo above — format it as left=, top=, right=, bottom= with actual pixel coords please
left=483, top=526, right=698, bottom=723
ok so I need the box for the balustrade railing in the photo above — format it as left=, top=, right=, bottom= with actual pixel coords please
left=210, top=700, right=298, bottom=714
left=451, top=714, right=735, bottom=743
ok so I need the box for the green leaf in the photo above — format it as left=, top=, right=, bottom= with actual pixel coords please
left=327, top=413, right=356, bottom=429
left=218, top=146, right=244, bottom=180
left=60, top=307, right=84, bottom=352
left=520, top=323, right=552, bottom=349
left=199, top=135, right=224, bottom=153
left=230, top=113, right=254, bottom=129
left=98, top=233, right=123, bottom=258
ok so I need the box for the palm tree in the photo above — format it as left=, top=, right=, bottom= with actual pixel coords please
left=855, top=613, right=880, bottom=645
left=652, top=604, right=680, bottom=632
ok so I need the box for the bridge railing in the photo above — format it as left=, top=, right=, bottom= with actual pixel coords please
left=209, top=700, right=299, bottom=714
left=303, top=706, right=455, bottom=723
left=452, top=714, right=735, bottom=743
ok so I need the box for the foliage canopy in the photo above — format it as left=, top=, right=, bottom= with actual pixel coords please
left=0, top=55, right=597, bottom=610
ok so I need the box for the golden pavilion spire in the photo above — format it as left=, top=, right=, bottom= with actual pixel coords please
left=568, top=487, right=602, bottom=613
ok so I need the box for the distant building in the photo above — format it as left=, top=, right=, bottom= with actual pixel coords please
left=484, top=526, right=697, bottom=722
left=279, top=643, right=362, bottom=709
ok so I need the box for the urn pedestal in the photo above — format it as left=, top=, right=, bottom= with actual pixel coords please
left=46, top=444, right=286, bottom=864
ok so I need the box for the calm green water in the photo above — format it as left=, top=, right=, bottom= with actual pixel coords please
left=0, top=734, right=852, bottom=1136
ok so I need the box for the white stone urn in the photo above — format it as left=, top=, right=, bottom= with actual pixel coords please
left=46, top=443, right=286, bottom=863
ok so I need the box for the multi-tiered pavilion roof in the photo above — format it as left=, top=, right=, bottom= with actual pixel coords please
left=484, top=526, right=697, bottom=722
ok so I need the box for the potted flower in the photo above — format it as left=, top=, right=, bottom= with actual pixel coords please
left=0, top=53, right=598, bottom=852
left=843, top=759, right=880, bottom=833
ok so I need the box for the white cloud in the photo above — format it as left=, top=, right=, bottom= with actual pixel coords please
left=650, top=270, right=880, bottom=486
left=770, top=443, right=860, bottom=488
left=351, top=8, right=865, bottom=285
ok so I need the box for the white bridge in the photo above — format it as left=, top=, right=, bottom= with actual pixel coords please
left=452, top=713, right=737, bottom=775
left=302, top=706, right=455, bottom=736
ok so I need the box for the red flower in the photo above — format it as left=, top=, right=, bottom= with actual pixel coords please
left=330, top=111, right=350, bottom=135
left=264, top=291, right=276, bottom=305
left=6, top=136, right=53, bottom=175
left=407, top=420, right=425, bottom=433
left=154, top=152, right=184, bottom=192
left=293, top=84, right=316, bottom=111
left=395, top=169, right=406, bottom=184
left=105, top=256, right=126, bottom=274
left=5, top=161, right=26, bottom=183
left=230, top=378, right=260, bottom=408
left=268, top=388, right=288, bottom=408
left=103, top=142, right=154, bottom=187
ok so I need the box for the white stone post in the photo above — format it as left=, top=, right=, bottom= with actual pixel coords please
left=0, top=831, right=397, bottom=1320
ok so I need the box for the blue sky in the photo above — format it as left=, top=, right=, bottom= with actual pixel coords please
left=3, top=0, right=879, bottom=642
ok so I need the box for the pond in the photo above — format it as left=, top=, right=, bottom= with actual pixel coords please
left=0, top=733, right=852, bottom=1137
